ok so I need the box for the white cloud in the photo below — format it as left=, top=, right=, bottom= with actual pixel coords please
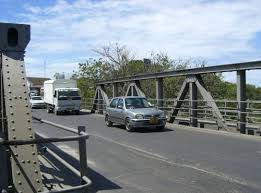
left=20, top=0, right=261, bottom=86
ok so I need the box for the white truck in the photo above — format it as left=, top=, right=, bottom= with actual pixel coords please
left=44, top=79, right=81, bottom=115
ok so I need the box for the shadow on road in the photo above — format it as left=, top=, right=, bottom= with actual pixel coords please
left=38, top=139, right=121, bottom=193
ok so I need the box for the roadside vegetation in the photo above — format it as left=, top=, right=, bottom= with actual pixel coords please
left=72, top=43, right=261, bottom=104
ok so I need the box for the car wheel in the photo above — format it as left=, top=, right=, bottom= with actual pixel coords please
left=105, top=115, right=113, bottom=127
left=75, top=110, right=80, bottom=115
left=125, top=118, right=134, bottom=132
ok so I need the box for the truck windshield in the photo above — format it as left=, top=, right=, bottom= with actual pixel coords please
left=58, top=90, right=81, bottom=100
left=31, top=96, right=42, bottom=100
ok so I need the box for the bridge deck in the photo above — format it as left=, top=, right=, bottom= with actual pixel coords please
left=32, top=109, right=261, bottom=193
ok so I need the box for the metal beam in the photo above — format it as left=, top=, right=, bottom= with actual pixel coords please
left=237, top=70, right=246, bottom=134
left=195, top=75, right=228, bottom=131
left=156, top=78, right=164, bottom=108
left=169, top=75, right=228, bottom=131
left=96, top=60, right=261, bottom=85
left=0, top=23, right=43, bottom=193
left=112, top=83, right=119, bottom=97
left=169, top=80, right=189, bottom=123
left=125, top=81, right=146, bottom=97
left=190, top=82, right=198, bottom=127
left=91, top=85, right=109, bottom=114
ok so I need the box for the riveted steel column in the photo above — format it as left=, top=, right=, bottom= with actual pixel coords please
left=190, top=82, right=198, bottom=127
left=237, top=70, right=246, bottom=134
left=0, top=23, right=43, bottom=192
left=0, top=51, right=9, bottom=192
left=156, top=78, right=164, bottom=108
left=112, top=83, right=118, bottom=97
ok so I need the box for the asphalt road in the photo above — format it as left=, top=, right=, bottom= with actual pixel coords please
left=32, top=109, right=261, bottom=193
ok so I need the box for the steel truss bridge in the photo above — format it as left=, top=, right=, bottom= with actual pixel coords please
left=1, top=21, right=261, bottom=193
left=91, top=59, right=261, bottom=135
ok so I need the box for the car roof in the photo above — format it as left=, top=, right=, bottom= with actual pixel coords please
left=112, top=96, right=146, bottom=100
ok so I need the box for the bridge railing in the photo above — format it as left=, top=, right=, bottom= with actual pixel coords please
left=0, top=117, right=92, bottom=193
left=148, top=98, right=261, bottom=131
left=81, top=97, right=261, bottom=133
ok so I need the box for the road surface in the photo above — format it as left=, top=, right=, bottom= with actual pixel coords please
left=32, top=109, right=261, bottom=193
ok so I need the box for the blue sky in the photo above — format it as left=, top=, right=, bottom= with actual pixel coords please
left=1, top=0, right=261, bottom=86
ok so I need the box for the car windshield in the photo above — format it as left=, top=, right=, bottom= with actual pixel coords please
left=125, top=98, right=150, bottom=109
left=31, top=97, right=42, bottom=100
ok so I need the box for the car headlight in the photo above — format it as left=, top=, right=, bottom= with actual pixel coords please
left=135, top=114, right=144, bottom=119
left=159, top=112, right=166, bottom=118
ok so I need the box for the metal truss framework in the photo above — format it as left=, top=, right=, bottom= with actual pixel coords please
left=96, top=60, right=261, bottom=85
left=168, top=75, right=229, bottom=131
left=125, top=81, right=145, bottom=97
left=93, top=62, right=252, bottom=133
left=92, top=85, right=109, bottom=113
left=91, top=81, right=146, bottom=113
left=92, top=75, right=229, bottom=131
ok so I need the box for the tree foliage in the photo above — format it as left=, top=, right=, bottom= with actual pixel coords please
left=72, top=43, right=261, bottom=102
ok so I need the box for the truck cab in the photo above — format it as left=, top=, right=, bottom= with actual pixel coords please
left=53, top=88, right=81, bottom=114
left=44, top=79, right=82, bottom=115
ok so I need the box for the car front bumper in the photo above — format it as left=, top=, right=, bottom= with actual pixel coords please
left=130, top=118, right=167, bottom=128
left=31, top=103, right=46, bottom=108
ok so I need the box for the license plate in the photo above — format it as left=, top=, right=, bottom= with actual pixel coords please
left=149, top=117, right=158, bottom=124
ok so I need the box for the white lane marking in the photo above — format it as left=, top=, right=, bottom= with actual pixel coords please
left=91, top=133, right=249, bottom=187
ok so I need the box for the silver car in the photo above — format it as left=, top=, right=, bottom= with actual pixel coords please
left=105, top=96, right=167, bottom=132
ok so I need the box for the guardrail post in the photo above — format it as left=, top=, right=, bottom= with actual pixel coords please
left=78, top=126, right=88, bottom=187
left=237, top=70, right=246, bottom=134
